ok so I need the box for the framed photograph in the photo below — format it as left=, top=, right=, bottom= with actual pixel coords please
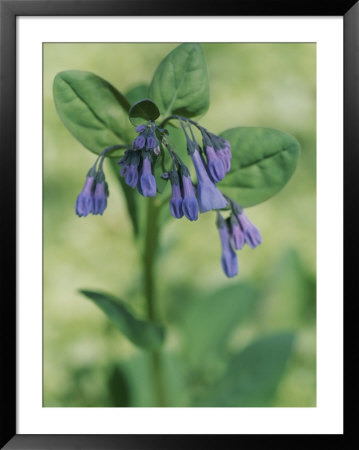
left=1, top=0, right=354, bottom=448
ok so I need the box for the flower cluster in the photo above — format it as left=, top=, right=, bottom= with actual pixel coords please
left=118, top=124, right=159, bottom=197
left=75, top=115, right=262, bottom=278
left=216, top=205, right=262, bottom=278
left=75, top=164, right=109, bottom=217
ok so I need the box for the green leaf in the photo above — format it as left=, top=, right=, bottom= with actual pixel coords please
left=53, top=70, right=133, bottom=154
left=218, top=127, right=300, bottom=207
left=181, top=283, right=259, bottom=364
left=261, top=249, right=316, bottom=327
left=129, top=98, right=160, bottom=126
left=107, top=365, right=131, bottom=407
left=80, top=290, right=165, bottom=351
left=125, top=83, right=149, bottom=105
left=211, top=332, right=295, bottom=406
left=149, top=43, right=209, bottom=118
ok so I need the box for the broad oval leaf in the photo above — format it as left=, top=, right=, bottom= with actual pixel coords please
left=182, top=282, right=259, bottom=365
left=125, top=83, right=149, bottom=105
left=53, top=70, right=133, bottom=155
left=218, top=127, right=300, bottom=207
left=149, top=43, right=209, bottom=118
left=210, top=332, right=295, bottom=407
left=80, top=290, right=165, bottom=351
left=129, top=98, right=160, bottom=126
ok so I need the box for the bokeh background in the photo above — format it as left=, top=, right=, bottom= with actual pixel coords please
left=43, top=43, right=316, bottom=407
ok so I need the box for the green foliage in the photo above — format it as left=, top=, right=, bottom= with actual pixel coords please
left=80, top=290, right=165, bottom=351
left=128, top=98, right=160, bottom=126
left=107, top=365, right=131, bottom=406
left=149, top=43, right=210, bottom=118
left=46, top=43, right=314, bottom=408
left=181, top=282, right=259, bottom=364
left=211, top=332, right=295, bottom=406
left=219, top=127, right=300, bottom=207
left=53, top=70, right=132, bottom=154
left=125, top=83, right=149, bottom=105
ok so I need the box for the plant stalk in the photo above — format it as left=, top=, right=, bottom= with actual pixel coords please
left=143, top=197, right=166, bottom=406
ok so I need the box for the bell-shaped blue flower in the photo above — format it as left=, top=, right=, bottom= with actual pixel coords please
left=169, top=171, right=183, bottom=219
left=132, top=134, right=146, bottom=150
left=231, top=217, right=245, bottom=250
left=125, top=165, right=139, bottom=189
left=139, top=154, right=156, bottom=197
left=146, top=135, right=157, bottom=150
left=118, top=150, right=140, bottom=189
left=205, top=146, right=225, bottom=183
left=135, top=124, right=146, bottom=133
left=236, top=211, right=262, bottom=249
left=181, top=174, right=198, bottom=221
left=75, top=174, right=95, bottom=217
left=92, top=180, right=108, bottom=215
left=191, top=149, right=227, bottom=213
left=217, top=213, right=238, bottom=278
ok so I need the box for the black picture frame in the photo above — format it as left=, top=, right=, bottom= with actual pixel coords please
left=1, top=1, right=355, bottom=448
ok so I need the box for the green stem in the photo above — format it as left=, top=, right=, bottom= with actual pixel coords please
left=143, top=197, right=166, bottom=406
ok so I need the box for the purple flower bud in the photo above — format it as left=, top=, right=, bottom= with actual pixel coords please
left=231, top=221, right=245, bottom=250
left=181, top=175, right=198, bottom=221
left=139, top=155, right=156, bottom=197
left=135, top=125, right=146, bottom=133
left=92, top=181, right=108, bottom=215
left=133, top=135, right=146, bottom=150
left=205, top=146, right=225, bottom=182
left=236, top=212, right=262, bottom=249
left=217, top=148, right=231, bottom=173
left=125, top=164, right=139, bottom=189
left=146, top=136, right=157, bottom=150
left=120, top=166, right=128, bottom=177
left=218, top=218, right=238, bottom=278
left=75, top=175, right=95, bottom=217
left=191, top=149, right=228, bottom=213
left=169, top=182, right=183, bottom=219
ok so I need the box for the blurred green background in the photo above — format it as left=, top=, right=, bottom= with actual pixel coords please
left=43, top=43, right=316, bottom=407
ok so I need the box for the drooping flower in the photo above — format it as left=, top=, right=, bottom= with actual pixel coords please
left=146, top=135, right=157, bottom=150
left=139, top=153, right=156, bottom=197
left=190, top=148, right=227, bottom=213
left=204, top=145, right=225, bottom=183
left=217, top=213, right=238, bottom=278
left=168, top=171, right=183, bottom=219
left=75, top=173, right=95, bottom=217
left=135, top=124, right=146, bottom=133
left=236, top=211, right=262, bottom=249
left=118, top=150, right=140, bottom=189
left=230, top=215, right=245, bottom=250
left=132, top=134, right=146, bottom=150
left=92, top=174, right=109, bottom=216
left=181, top=173, right=198, bottom=221
left=214, top=138, right=231, bottom=173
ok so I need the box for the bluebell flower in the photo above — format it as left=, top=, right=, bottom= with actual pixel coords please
left=92, top=178, right=108, bottom=215
left=204, top=145, right=225, bottom=183
left=75, top=174, right=95, bottom=217
left=135, top=124, right=146, bottom=133
left=236, top=211, right=262, bottom=249
left=169, top=171, right=183, bottom=219
left=125, top=164, right=139, bottom=189
left=230, top=215, right=245, bottom=250
left=139, top=154, right=156, bottom=197
left=146, top=135, right=157, bottom=150
left=132, top=134, right=146, bottom=150
left=190, top=149, right=227, bottom=213
left=118, top=150, right=140, bottom=189
left=181, top=174, right=198, bottom=221
left=217, top=213, right=238, bottom=278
